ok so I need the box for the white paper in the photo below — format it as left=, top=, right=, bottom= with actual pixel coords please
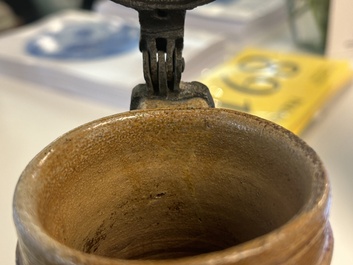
left=326, top=0, right=353, bottom=63
left=0, top=10, right=224, bottom=107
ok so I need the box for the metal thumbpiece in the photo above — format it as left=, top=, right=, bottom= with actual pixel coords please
left=111, top=0, right=215, bottom=110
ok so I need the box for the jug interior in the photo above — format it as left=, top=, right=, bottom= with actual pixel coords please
left=34, top=110, right=314, bottom=260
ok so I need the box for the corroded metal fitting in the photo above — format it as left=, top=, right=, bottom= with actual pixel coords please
left=110, top=0, right=215, bottom=109
left=110, top=0, right=214, bottom=10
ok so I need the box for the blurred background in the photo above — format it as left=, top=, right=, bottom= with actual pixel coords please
left=1, top=0, right=84, bottom=25
left=0, top=0, right=352, bottom=265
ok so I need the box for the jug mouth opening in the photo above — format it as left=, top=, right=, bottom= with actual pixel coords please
left=13, top=108, right=329, bottom=264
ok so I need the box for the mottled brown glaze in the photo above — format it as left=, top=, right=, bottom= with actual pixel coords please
left=13, top=108, right=333, bottom=265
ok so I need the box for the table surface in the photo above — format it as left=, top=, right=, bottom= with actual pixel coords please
left=1, top=26, right=353, bottom=265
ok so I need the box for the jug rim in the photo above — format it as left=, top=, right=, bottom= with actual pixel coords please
left=13, top=108, right=330, bottom=265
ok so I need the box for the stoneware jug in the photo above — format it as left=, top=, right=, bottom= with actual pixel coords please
left=13, top=0, right=333, bottom=264
left=13, top=107, right=333, bottom=265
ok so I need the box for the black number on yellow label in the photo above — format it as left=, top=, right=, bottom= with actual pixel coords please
left=222, top=75, right=280, bottom=95
left=221, top=55, right=299, bottom=96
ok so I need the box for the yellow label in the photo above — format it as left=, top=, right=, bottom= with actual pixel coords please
left=201, top=48, right=352, bottom=134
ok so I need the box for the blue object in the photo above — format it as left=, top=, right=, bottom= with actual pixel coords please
left=216, top=0, right=238, bottom=4
left=26, top=19, right=139, bottom=60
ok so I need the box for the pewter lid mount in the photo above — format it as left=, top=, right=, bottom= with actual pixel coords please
left=111, top=0, right=215, bottom=110
left=110, top=0, right=214, bottom=10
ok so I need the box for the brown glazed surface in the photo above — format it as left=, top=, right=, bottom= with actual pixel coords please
left=13, top=108, right=333, bottom=265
